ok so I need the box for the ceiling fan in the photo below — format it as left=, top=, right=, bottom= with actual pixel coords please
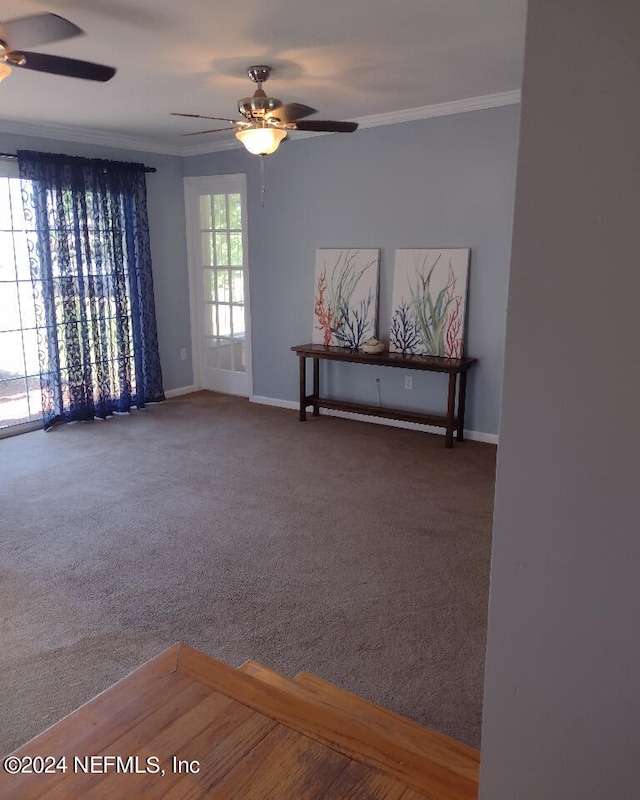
left=0, top=12, right=116, bottom=83
left=172, top=65, right=358, bottom=156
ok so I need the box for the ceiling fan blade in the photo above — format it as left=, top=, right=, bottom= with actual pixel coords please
left=0, top=13, right=82, bottom=50
left=266, top=102, right=317, bottom=124
left=14, top=51, right=116, bottom=82
left=182, top=127, right=239, bottom=137
left=294, top=120, right=359, bottom=133
left=170, top=113, right=239, bottom=125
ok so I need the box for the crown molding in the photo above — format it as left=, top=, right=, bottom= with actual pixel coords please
left=356, top=89, right=521, bottom=130
left=0, top=89, right=521, bottom=159
left=0, top=118, right=182, bottom=156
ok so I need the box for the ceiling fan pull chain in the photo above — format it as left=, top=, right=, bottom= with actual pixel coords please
left=260, top=154, right=266, bottom=207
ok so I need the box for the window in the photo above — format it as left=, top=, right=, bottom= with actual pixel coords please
left=200, top=192, right=246, bottom=372
left=0, top=169, right=42, bottom=434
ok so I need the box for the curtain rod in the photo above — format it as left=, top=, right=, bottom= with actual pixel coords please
left=0, top=152, right=157, bottom=173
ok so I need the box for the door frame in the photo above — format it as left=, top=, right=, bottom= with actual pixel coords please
left=183, top=173, right=252, bottom=397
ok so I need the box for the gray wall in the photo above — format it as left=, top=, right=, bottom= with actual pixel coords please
left=184, top=105, right=520, bottom=437
left=480, top=1, right=640, bottom=797
left=0, top=133, right=191, bottom=392
left=2, top=104, right=519, bottom=435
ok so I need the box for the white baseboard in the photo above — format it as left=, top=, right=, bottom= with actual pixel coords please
left=164, top=385, right=198, bottom=399
left=250, top=395, right=299, bottom=411
left=250, top=395, right=498, bottom=445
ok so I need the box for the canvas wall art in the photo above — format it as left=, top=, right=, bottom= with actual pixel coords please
left=313, top=248, right=380, bottom=349
left=389, top=248, right=470, bottom=358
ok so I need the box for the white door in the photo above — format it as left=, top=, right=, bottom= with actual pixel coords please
left=184, top=175, right=251, bottom=396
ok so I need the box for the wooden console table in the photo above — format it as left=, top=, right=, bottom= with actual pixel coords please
left=292, top=344, right=477, bottom=448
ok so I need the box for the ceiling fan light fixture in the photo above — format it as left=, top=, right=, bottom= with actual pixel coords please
left=236, top=126, right=286, bottom=156
left=0, top=61, right=12, bottom=82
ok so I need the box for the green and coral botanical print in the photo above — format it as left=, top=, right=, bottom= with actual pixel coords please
left=313, top=248, right=380, bottom=349
left=389, top=249, right=470, bottom=358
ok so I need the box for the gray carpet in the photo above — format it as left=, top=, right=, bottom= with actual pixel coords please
left=0, top=391, right=495, bottom=755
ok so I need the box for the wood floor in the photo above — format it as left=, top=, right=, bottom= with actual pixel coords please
left=0, top=643, right=479, bottom=799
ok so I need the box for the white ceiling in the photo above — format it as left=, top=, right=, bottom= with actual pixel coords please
left=0, top=0, right=527, bottom=155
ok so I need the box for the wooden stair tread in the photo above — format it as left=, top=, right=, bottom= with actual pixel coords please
left=239, top=659, right=479, bottom=784
left=295, top=670, right=480, bottom=782
left=1, top=645, right=479, bottom=800
left=180, top=647, right=478, bottom=799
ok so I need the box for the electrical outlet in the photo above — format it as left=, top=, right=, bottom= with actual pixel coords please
left=180, top=348, right=187, bottom=361
left=404, top=375, right=413, bottom=390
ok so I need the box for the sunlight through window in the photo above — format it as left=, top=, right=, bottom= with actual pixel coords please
left=0, top=176, right=42, bottom=431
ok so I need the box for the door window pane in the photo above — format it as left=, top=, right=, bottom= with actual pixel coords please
left=217, top=304, right=231, bottom=337
left=199, top=195, right=212, bottom=229
left=216, top=270, right=230, bottom=303
left=0, top=282, right=20, bottom=331
left=204, top=304, right=217, bottom=337
left=0, top=232, right=16, bottom=280
left=14, top=233, right=31, bottom=281
left=234, top=339, right=246, bottom=372
left=10, top=181, right=25, bottom=230
left=231, top=270, right=244, bottom=303
left=205, top=337, right=219, bottom=369
left=213, top=195, right=227, bottom=229
left=228, top=193, right=242, bottom=229
left=215, top=233, right=228, bottom=266
left=203, top=268, right=215, bottom=302
left=0, top=329, right=26, bottom=374
left=0, top=180, right=11, bottom=229
left=18, top=281, right=36, bottom=329
left=0, top=377, right=37, bottom=426
left=229, top=233, right=243, bottom=265
left=201, top=232, right=214, bottom=266
left=218, top=337, right=232, bottom=370
left=21, top=329, right=40, bottom=374
left=232, top=305, right=245, bottom=336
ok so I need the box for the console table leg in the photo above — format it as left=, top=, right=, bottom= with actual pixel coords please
left=298, top=356, right=307, bottom=421
left=445, top=373, right=456, bottom=448
left=313, top=358, right=320, bottom=417
left=457, top=370, right=468, bottom=441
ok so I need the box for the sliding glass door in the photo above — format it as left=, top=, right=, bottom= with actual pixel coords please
left=0, top=170, right=42, bottom=434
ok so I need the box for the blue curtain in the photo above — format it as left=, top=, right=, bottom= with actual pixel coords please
left=18, top=150, right=164, bottom=429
